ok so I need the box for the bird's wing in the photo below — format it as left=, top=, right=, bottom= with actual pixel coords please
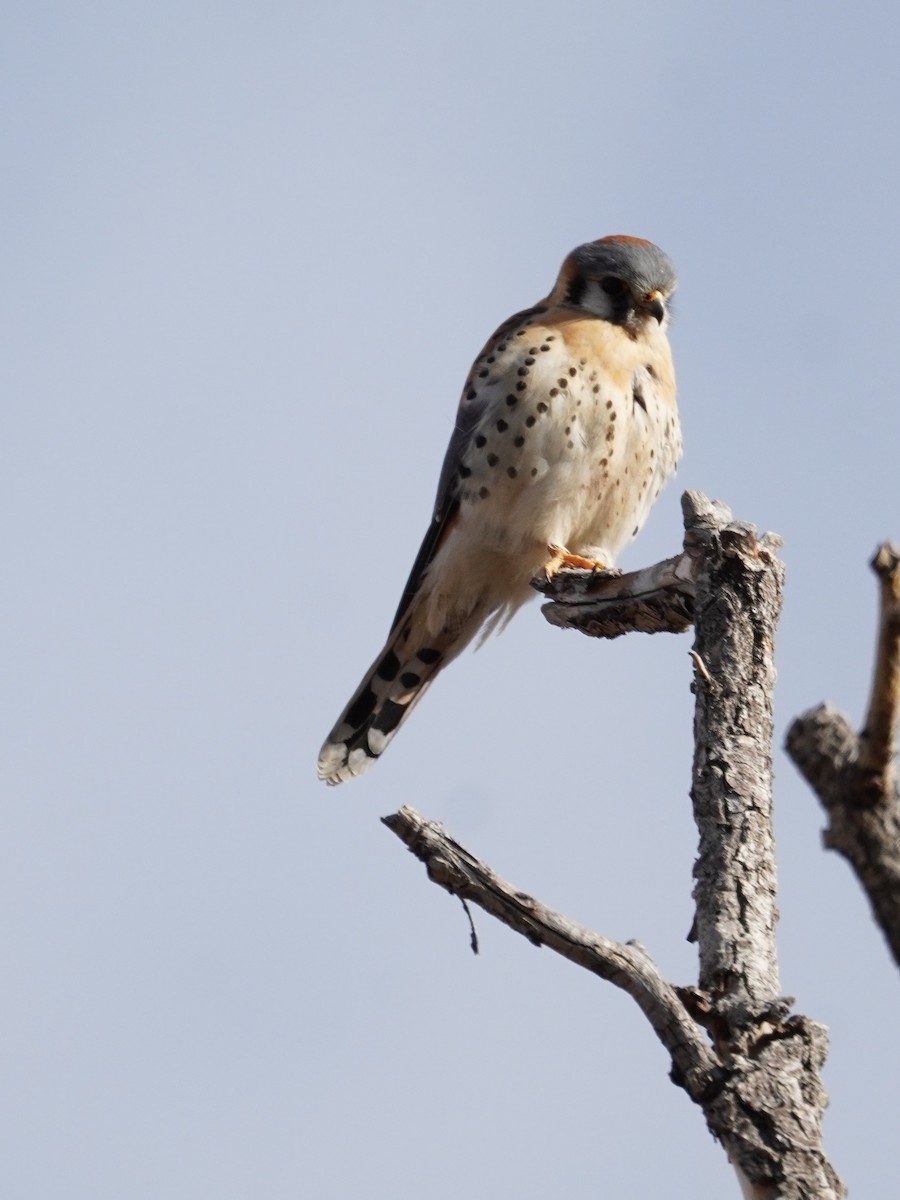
left=389, top=303, right=546, bottom=634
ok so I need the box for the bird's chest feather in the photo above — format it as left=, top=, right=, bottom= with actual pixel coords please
left=455, top=316, right=679, bottom=558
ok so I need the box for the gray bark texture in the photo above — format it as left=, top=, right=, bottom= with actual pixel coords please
left=786, top=542, right=900, bottom=968
left=384, top=491, right=844, bottom=1198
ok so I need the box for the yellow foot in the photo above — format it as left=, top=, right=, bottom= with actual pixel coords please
left=540, top=543, right=608, bottom=580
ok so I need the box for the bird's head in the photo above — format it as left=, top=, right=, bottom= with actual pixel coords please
left=554, top=236, right=677, bottom=332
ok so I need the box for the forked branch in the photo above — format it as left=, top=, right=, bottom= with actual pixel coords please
left=787, top=542, right=900, bottom=968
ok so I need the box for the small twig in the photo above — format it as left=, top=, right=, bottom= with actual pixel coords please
left=459, top=896, right=479, bottom=955
left=689, top=649, right=714, bottom=686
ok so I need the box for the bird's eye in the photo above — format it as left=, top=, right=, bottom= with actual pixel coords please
left=601, top=276, right=627, bottom=298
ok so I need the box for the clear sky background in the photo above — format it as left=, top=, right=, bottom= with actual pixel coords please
left=4, top=2, right=900, bottom=1196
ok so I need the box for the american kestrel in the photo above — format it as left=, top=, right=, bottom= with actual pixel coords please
left=318, top=236, right=680, bottom=785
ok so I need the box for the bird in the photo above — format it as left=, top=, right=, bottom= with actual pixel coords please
left=318, top=236, right=681, bottom=785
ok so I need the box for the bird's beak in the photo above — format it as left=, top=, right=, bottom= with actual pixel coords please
left=641, top=290, right=666, bottom=324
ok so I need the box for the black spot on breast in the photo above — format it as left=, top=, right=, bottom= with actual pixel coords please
left=516, top=381, right=527, bottom=391
left=514, top=435, right=525, bottom=447
left=376, top=651, right=400, bottom=681
left=540, top=344, right=550, bottom=352
left=507, top=466, right=517, bottom=478
left=400, top=671, right=420, bottom=689
left=459, top=464, right=471, bottom=478
left=466, top=388, right=477, bottom=400
left=517, top=367, right=529, bottom=377
left=568, top=367, right=577, bottom=377
left=537, top=402, right=548, bottom=413
left=525, top=416, right=536, bottom=427
left=633, top=382, right=648, bottom=413
left=525, top=355, right=536, bottom=363
left=417, top=647, right=441, bottom=665
left=478, top=369, right=489, bottom=379
left=506, top=394, right=518, bottom=407
left=487, top=453, right=499, bottom=467
left=475, top=435, right=487, bottom=448
left=558, top=378, right=568, bottom=389
left=479, top=486, right=490, bottom=499
left=646, top=364, right=656, bottom=378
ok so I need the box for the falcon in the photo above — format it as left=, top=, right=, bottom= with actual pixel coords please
left=318, top=236, right=681, bottom=785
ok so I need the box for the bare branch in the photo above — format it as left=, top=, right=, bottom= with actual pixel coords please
left=383, top=805, right=723, bottom=1101
left=534, top=550, right=696, bottom=638
left=859, top=542, right=900, bottom=788
left=786, top=542, right=900, bottom=970
left=788, top=705, right=900, bottom=970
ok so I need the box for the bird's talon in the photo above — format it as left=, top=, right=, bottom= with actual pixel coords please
left=541, top=545, right=609, bottom=578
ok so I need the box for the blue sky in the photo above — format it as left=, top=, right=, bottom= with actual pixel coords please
left=4, top=2, right=900, bottom=1195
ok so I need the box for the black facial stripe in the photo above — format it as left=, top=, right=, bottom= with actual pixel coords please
left=606, top=290, right=632, bottom=325
left=565, top=270, right=586, bottom=307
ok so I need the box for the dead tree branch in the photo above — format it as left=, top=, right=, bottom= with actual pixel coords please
left=384, top=491, right=844, bottom=1198
left=537, top=548, right=696, bottom=638
left=382, top=805, right=723, bottom=1102
left=786, top=542, right=900, bottom=968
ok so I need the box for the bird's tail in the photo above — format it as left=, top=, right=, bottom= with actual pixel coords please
left=317, top=603, right=482, bottom=786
